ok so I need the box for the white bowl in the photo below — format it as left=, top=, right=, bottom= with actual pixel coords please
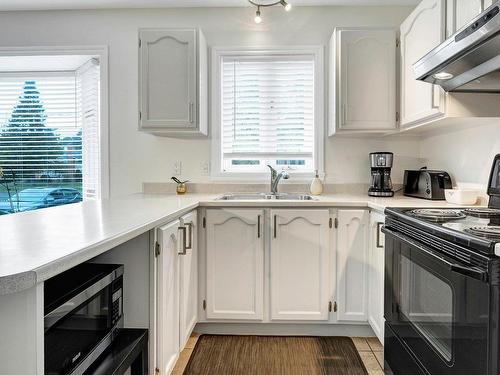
left=445, top=188, right=478, bottom=205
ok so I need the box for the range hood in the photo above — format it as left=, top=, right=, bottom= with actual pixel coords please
left=414, top=3, right=500, bottom=93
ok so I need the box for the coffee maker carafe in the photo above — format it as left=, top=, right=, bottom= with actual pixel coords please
left=369, top=152, right=394, bottom=197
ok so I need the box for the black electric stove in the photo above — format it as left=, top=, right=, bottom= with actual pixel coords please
left=383, top=154, right=500, bottom=375
left=384, top=206, right=500, bottom=256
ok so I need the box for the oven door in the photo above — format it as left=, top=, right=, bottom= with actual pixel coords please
left=384, top=227, right=490, bottom=375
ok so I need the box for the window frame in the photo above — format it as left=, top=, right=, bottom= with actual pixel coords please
left=0, top=46, right=109, bottom=199
left=210, top=46, right=325, bottom=182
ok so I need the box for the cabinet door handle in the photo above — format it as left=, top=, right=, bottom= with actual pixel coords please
left=185, top=222, right=193, bottom=250
left=273, top=214, right=277, bottom=238
left=188, top=102, right=194, bottom=123
left=376, top=222, right=384, bottom=248
left=257, top=215, right=261, bottom=238
left=178, top=226, right=187, bottom=255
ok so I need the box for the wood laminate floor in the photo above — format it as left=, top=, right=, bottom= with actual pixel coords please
left=172, top=334, right=384, bottom=375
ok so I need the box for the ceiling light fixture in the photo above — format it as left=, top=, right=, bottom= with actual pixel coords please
left=280, top=0, right=292, bottom=11
left=254, top=6, right=262, bottom=23
left=248, top=0, right=292, bottom=24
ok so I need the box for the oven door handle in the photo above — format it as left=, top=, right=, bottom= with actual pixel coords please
left=449, top=263, right=488, bottom=281
left=383, top=226, right=488, bottom=282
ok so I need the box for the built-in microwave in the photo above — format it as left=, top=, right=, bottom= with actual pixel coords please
left=44, top=263, right=124, bottom=375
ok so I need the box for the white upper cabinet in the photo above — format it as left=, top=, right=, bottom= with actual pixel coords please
left=446, top=0, right=494, bottom=37
left=400, top=0, right=445, bottom=128
left=368, top=211, right=385, bottom=344
left=139, top=28, right=208, bottom=137
left=270, top=209, right=332, bottom=321
left=329, top=28, right=398, bottom=135
left=399, top=0, right=500, bottom=131
left=336, top=209, right=369, bottom=322
left=205, top=208, right=264, bottom=320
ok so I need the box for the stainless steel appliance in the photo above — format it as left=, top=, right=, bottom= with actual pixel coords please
left=413, top=3, right=500, bottom=92
left=403, top=168, right=452, bottom=200
left=369, top=152, right=394, bottom=197
left=383, top=154, right=500, bottom=375
left=44, top=263, right=124, bottom=375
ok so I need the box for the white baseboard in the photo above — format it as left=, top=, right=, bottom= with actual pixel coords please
left=194, top=323, right=375, bottom=337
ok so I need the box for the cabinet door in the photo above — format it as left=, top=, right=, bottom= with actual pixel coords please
left=400, top=0, right=445, bottom=128
left=179, top=211, right=197, bottom=350
left=139, top=29, right=197, bottom=129
left=368, top=212, right=385, bottom=344
left=337, top=28, right=397, bottom=131
left=270, top=209, right=331, bottom=321
left=156, top=220, right=181, bottom=375
left=446, top=0, right=484, bottom=36
left=205, top=209, right=264, bottom=320
left=336, top=210, right=369, bottom=322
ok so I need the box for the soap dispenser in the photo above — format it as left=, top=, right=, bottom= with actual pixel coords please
left=310, top=170, right=323, bottom=195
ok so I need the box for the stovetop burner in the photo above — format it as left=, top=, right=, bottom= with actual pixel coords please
left=465, top=225, right=500, bottom=240
left=462, top=208, right=500, bottom=219
left=408, top=208, right=467, bottom=222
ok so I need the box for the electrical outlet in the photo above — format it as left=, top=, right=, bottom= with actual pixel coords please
left=173, top=161, right=182, bottom=176
left=200, top=161, right=210, bottom=176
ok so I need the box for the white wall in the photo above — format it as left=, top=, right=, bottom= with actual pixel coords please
left=419, top=122, right=500, bottom=190
left=0, top=6, right=419, bottom=196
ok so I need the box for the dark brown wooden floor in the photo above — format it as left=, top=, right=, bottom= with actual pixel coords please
left=180, top=335, right=371, bottom=375
left=174, top=335, right=384, bottom=375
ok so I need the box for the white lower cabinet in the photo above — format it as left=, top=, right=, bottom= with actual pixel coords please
left=336, top=209, right=369, bottom=322
left=179, top=211, right=198, bottom=349
left=156, top=220, right=181, bottom=375
left=202, top=208, right=334, bottom=323
left=270, top=209, right=332, bottom=321
left=197, top=206, right=386, bottom=332
left=155, top=210, right=198, bottom=375
left=205, top=208, right=265, bottom=320
left=368, top=212, right=385, bottom=344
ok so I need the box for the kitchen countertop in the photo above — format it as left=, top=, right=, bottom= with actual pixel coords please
left=0, top=192, right=481, bottom=295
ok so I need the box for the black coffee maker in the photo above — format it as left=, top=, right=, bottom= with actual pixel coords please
left=368, top=152, right=394, bottom=197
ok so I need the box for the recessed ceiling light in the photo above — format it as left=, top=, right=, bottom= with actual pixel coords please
left=433, top=72, right=454, bottom=80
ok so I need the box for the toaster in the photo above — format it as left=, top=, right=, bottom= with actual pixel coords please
left=403, top=169, right=452, bottom=200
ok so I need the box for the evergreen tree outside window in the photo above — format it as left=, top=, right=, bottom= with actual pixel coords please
left=1, top=81, right=67, bottom=180
left=0, top=76, right=84, bottom=214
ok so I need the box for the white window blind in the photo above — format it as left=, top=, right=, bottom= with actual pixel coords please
left=77, top=59, right=101, bottom=200
left=221, top=55, right=315, bottom=172
left=0, top=58, right=101, bottom=207
left=0, top=74, right=81, bottom=184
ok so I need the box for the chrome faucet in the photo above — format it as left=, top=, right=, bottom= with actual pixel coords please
left=267, top=165, right=290, bottom=194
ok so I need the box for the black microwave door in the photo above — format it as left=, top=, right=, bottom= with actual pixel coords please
left=45, top=287, right=112, bottom=375
left=385, top=231, right=489, bottom=375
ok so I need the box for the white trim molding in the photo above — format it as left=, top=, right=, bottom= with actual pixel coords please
left=0, top=45, right=110, bottom=199
left=210, top=45, right=325, bottom=182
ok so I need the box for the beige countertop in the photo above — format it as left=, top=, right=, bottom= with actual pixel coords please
left=0, top=192, right=481, bottom=295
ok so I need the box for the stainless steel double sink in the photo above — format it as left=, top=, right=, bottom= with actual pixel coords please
left=216, top=193, right=316, bottom=201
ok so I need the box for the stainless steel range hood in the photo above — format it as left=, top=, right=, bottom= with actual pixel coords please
left=413, top=3, right=500, bottom=93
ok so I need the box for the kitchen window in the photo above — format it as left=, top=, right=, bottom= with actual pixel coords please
left=211, top=47, right=324, bottom=180
left=0, top=51, right=107, bottom=215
